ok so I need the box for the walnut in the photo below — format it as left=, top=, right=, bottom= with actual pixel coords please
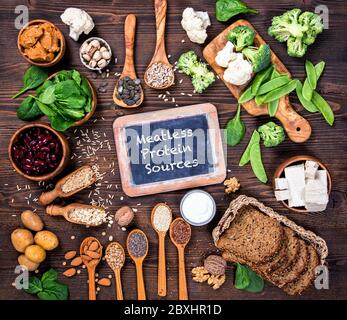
left=115, top=206, right=134, bottom=227
left=204, top=255, right=227, bottom=276
left=224, top=177, right=240, bottom=194
left=207, top=274, right=226, bottom=290
left=192, top=266, right=210, bottom=283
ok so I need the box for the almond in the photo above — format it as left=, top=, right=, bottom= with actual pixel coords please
left=71, top=256, right=83, bottom=266
left=81, top=254, right=92, bottom=261
left=88, top=241, right=99, bottom=251
left=83, top=245, right=89, bottom=254
left=63, top=268, right=76, bottom=277
left=64, top=250, right=77, bottom=260
left=86, top=250, right=100, bottom=259
left=98, top=278, right=111, bottom=286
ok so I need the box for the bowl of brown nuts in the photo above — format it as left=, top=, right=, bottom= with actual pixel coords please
left=79, top=37, right=112, bottom=71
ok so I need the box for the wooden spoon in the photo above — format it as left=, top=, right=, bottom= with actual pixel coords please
left=46, top=203, right=106, bottom=226
left=126, top=229, right=148, bottom=300
left=151, top=203, right=172, bottom=297
left=39, top=165, right=96, bottom=205
left=144, top=0, right=174, bottom=89
left=169, top=218, right=191, bottom=300
left=113, top=14, right=144, bottom=108
left=80, top=237, right=102, bottom=300
left=105, top=242, right=125, bottom=300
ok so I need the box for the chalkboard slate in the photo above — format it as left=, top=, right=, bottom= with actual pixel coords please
left=113, top=104, right=226, bottom=197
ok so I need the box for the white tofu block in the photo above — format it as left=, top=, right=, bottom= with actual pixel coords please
left=305, top=180, right=329, bottom=205
left=317, top=170, right=328, bottom=190
left=305, top=202, right=328, bottom=212
left=275, top=190, right=291, bottom=201
left=275, top=178, right=288, bottom=190
left=285, top=164, right=306, bottom=207
left=305, top=160, right=319, bottom=179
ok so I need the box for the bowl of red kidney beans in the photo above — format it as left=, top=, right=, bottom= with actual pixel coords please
left=8, top=123, right=70, bottom=181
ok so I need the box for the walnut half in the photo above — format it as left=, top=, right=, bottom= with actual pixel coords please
left=224, top=177, right=240, bottom=194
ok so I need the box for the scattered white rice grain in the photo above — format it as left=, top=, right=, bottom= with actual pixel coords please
left=102, top=232, right=106, bottom=236
left=181, top=39, right=185, bottom=43
left=62, top=261, right=66, bottom=266
left=71, top=235, right=76, bottom=240
left=109, top=236, right=113, bottom=241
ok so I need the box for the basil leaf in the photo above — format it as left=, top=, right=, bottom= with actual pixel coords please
left=17, top=96, right=43, bottom=121
left=216, top=0, right=258, bottom=22
left=23, top=276, right=42, bottom=295
left=234, top=263, right=250, bottom=289
left=225, top=104, right=246, bottom=146
left=12, top=66, right=49, bottom=99
left=41, top=268, right=58, bottom=283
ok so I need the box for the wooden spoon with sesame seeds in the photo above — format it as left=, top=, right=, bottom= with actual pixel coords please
left=46, top=203, right=106, bottom=227
left=105, top=242, right=125, bottom=300
left=80, top=237, right=102, bottom=300
left=113, top=14, right=144, bottom=108
left=151, top=203, right=172, bottom=297
left=144, top=0, right=175, bottom=90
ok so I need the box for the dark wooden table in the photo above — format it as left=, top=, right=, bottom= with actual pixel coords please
left=0, top=0, right=346, bottom=300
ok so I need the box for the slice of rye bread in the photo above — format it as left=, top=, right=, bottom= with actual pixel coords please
left=266, top=228, right=300, bottom=274
left=283, top=245, right=319, bottom=295
left=269, top=239, right=309, bottom=287
left=217, top=206, right=284, bottom=264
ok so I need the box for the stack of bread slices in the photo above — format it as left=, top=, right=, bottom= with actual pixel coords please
left=217, top=206, right=320, bottom=295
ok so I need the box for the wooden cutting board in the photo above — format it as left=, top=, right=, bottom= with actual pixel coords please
left=203, top=19, right=311, bottom=143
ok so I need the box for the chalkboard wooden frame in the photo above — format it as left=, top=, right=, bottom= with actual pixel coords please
left=113, top=103, right=226, bottom=197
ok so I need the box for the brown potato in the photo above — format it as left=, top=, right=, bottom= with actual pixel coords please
left=34, top=230, right=59, bottom=251
left=11, top=228, right=34, bottom=253
left=21, top=210, right=44, bottom=231
left=18, top=254, right=40, bottom=271
left=25, top=245, right=46, bottom=263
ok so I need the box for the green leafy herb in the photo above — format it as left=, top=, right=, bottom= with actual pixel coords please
left=11, top=66, right=49, bottom=99
left=234, top=263, right=264, bottom=293
left=17, top=96, right=43, bottom=121
left=23, top=268, right=69, bottom=300
left=225, top=104, right=246, bottom=146
left=216, top=0, right=258, bottom=22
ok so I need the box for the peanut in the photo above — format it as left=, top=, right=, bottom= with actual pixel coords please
left=71, top=256, right=83, bottom=266
left=64, top=250, right=77, bottom=260
left=63, top=268, right=76, bottom=277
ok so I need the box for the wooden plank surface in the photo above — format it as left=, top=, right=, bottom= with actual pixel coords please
left=0, top=0, right=346, bottom=300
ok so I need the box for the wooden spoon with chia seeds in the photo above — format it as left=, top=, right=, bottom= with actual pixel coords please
left=113, top=14, right=144, bottom=108
left=144, top=0, right=175, bottom=90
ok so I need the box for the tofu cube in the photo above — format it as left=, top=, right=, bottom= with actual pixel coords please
left=305, top=180, right=329, bottom=205
left=284, top=164, right=306, bottom=207
left=317, top=170, right=328, bottom=190
left=275, top=178, right=288, bottom=190
left=275, top=190, right=291, bottom=201
left=305, top=160, right=319, bottom=180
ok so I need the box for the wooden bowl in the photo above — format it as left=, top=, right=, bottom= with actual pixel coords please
left=273, top=155, right=332, bottom=213
left=8, top=123, right=70, bottom=182
left=17, top=19, right=66, bottom=67
left=47, top=71, right=97, bottom=126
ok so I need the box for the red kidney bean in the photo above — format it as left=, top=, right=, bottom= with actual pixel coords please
left=12, top=127, right=63, bottom=176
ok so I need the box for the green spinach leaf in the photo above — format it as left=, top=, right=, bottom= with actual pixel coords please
left=39, top=85, right=56, bottom=104
left=216, top=0, right=258, bottom=22
left=12, top=66, right=49, bottom=99
left=36, top=80, right=53, bottom=96
left=41, top=268, right=58, bottom=283
left=41, top=280, right=69, bottom=300
left=50, top=114, right=75, bottom=132
left=24, top=276, right=42, bottom=295
left=17, top=96, right=43, bottom=121
left=234, top=263, right=264, bottom=293
left=225, top=104, right=246, bottom=146
left=31, top=96, right=57, bottom=117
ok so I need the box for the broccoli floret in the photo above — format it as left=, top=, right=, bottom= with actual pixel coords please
left=227, top=26, right=255, bottom=51
left=268, top=9, right=324, bottom=58
left=177, top=51, right=215, bottom=93
left=287, top=37, right=307, bottom=57
left=242, top=44, right=271, bottom=73
left=177, top=51, right=198, bottom=76
left=258, top=121, right=285, bottom=147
